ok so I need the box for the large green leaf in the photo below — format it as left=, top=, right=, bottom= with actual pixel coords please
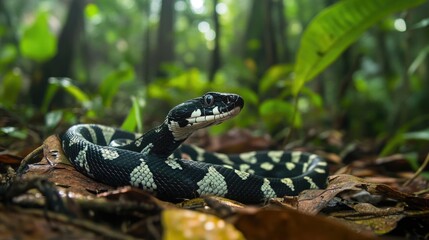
left=20, top=11, right=57, bottom=62
left=381, top=128, right=429, bottom=156
left=99, top=64, right=135, bottom=107
left=259, top=99, right=302, bottom=130
left=121, top=96, right=144, bottom=133
left=292, top=0, right=426, bottom=95
left=259, top=64, right=293, bottom=94
left=0, top=44, right=18, bottom=67
left=41, top=78, right=91, bottom=113
left=0, top=69, right=23, bottom=108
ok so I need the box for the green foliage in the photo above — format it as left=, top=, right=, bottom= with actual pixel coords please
left=19, top=11, right=57, bottom=62
left=42, top=78, right=91, bottom=114
left=45, top=110, right=65, bottom=131
left=408, top=45, right=429, bottom=76
left=0, top=0, right=428, bottom=160
left=300, top=87, right=323, bottom=109
left=254, top=0, right=429, bottom=144
left=0, top=44, right=18, bottom=70
left=121, top=96, right=144, bottom=133
left=381, top=115, right=429, bottom=156
left=259, top=99, right=301, bottom=132
left=0, top=69, right=23, bottom=108
left=99, top=64, right=135, bottom=107
left=85, top=3, right=100, bottom=18
left=255, top=62, right=325, bottom=133
left=259, top=64, right=293, bottom=95
left=293, top=0, right=426, bottom=95
left=0, top=127, right=28, bottom=140
left=148, top=68, right=207, bottom=103
left=40, top=71, right=139, bottom=128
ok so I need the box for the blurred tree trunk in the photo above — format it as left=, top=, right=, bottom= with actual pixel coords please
left=137, top=0, right=151, bottom=85
left=154, top=0, right=175, bottom=78
left=30, top=0, right=85, bottom=107
left=208, top=0, right=221, bottom=81
left=243, top=0, right=277, bottom=79
left=142, top=0, right=152, bottom=84
left=0, top=0, right=18, bottom=48
left=276, top=0, right=290, bottom=62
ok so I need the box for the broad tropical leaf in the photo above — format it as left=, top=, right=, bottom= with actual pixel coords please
left=292, top=0, right=426, bottom=95
left=99, top=64, right=135, bottom=107
left=20, top=11, right=57, bottom=62
left=121, top=96, right=144, bottom=132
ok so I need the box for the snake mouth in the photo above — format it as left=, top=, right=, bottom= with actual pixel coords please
left=185, top=106, right=241, bottom=125
left=168, top=106, right=242, bottom=141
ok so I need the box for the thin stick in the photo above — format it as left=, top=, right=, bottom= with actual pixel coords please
left=17, top=145, right=44, bottom=176
left=414, top=188, right=429, bottom=196
left=10, top=206, right=140, bottom=240
left=402, top=153, right=429, bottom=187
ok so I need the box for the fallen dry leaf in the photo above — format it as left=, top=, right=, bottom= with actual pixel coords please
left=0, top=205, right=118, bottom=240
left=23, top=135, right=114, bottom=196
left=280, top=175, right=363, bottom=214
left=328, top=174, right=429, bottom=210
left=0, top=153, right=22, bottom=165
left=233, top=207, right=376, bottom=240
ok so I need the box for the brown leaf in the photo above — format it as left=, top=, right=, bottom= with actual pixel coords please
left=352, top=215, right=405, bottom=235
left=0, top=153, right=22, bottom=165
left=23, top=135, right=114, bottom=197
left=331, top=210, right=405, bottom=235
left=318, top=151, right=343, bottom=164
left=328, top=174, right=429, bottom=210
left=375, top=154, right=411, bottom=172
left=351, top=203, right=404, bottom=215
left=280, top=175, right=363, bottom=215
left=375, top=184, right=429, bottom=210
left=0, top=206, right=104, bottom=239
left=233, top=207, right=376, bottom=240
left=280, top=174, right=429, bottom=216
left=97, top=186, right=175, bottom=209
left=42, top=135, right=70, bottom=165
left=330, top=203, right=406, bottom=235
left=320, top=174, right=429, bottom=235
left=25, top=162, right=114, bottom=196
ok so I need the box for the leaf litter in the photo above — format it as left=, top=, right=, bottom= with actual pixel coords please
left=0, top=130, right=428, bottom=239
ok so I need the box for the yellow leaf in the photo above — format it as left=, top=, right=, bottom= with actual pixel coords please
left=162, top=209, right=244, bottom=240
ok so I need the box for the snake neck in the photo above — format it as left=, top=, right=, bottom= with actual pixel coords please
left=130, top=120, right=188, bottom=159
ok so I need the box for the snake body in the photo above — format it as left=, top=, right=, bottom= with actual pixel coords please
left=62, top=92, right=328, bottom=203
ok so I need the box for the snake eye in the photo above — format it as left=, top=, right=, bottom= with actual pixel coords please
left=203, top=94, right=214, bottom=106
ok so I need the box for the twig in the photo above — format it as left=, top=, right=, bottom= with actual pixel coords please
left=414, top=188, right=429, bottom=196
left=17, top=145, right=44, bottom=176
left=9, top=206, right=141, bottom=240
left=402, top=153, right=429, bottom=187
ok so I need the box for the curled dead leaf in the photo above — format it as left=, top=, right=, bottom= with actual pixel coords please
left=328, top=174, right=429, bottom=210
left=233, top=207, right=376, bottom=240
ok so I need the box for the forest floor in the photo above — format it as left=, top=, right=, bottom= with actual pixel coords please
left=1, top=121, right=429, bottom=239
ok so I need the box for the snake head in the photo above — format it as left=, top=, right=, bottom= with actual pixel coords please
left=166, top=92, right=244, bottom=141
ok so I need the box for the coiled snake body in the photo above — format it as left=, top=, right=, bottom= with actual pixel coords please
left=62, top=92, right=328, bottom=203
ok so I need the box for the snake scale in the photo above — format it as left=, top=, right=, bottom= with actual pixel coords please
left=62, top=92, right=328, bottom=203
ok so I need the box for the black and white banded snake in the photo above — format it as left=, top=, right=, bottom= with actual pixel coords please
left=62, top=92, right=328, bottom=203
